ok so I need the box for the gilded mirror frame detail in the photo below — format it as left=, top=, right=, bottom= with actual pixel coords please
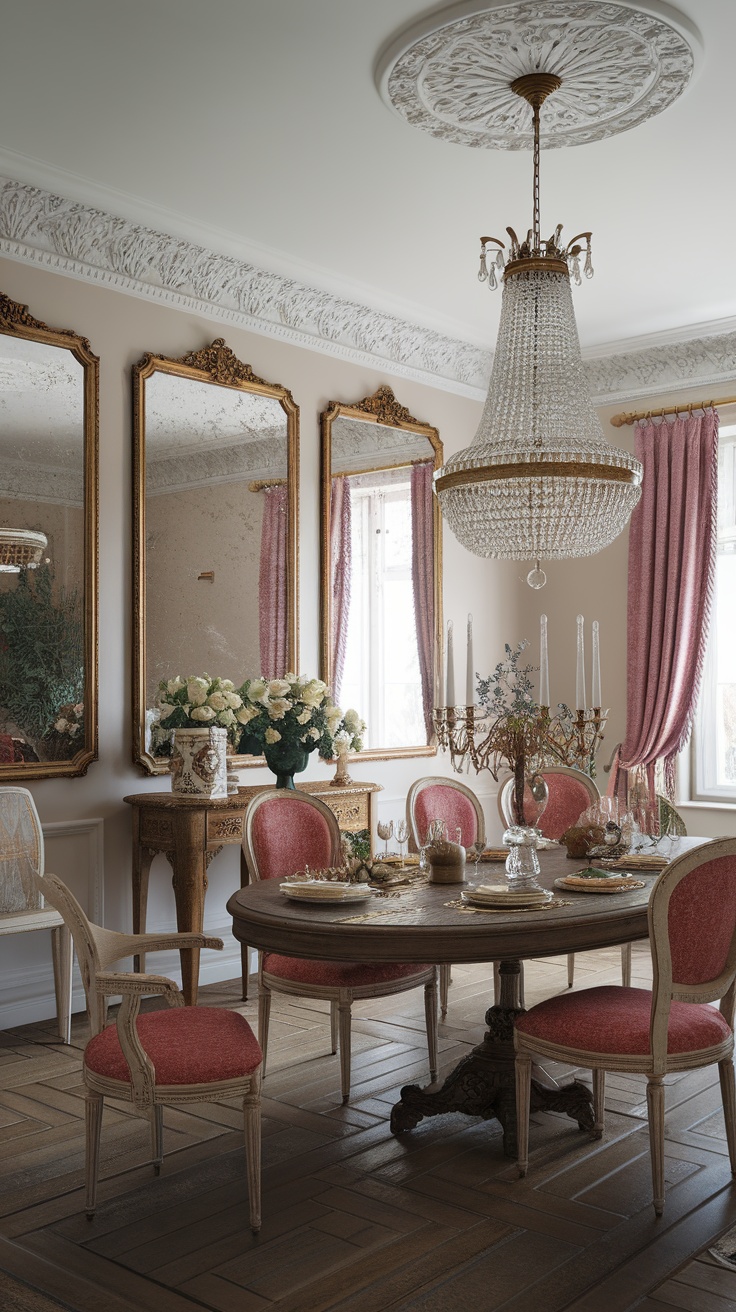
left=0, top=293, right=99, bottom=780
left=320, top=385, right=442, bottom=761
left=133, top=337, right=299, bottom=775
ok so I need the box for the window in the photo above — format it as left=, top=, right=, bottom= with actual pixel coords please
left=339, top=478, right=425, bottom=750
left=692, top=424, right=736, bottom=800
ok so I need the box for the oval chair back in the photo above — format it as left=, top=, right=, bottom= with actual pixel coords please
left=498, top=766, right=599, bottom=841
left=406, top=776, right=485, bottom=850
left=243, top=789, right=342, bottom=883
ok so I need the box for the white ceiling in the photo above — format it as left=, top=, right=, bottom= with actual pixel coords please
left=0, top=0, right=733, bottom=355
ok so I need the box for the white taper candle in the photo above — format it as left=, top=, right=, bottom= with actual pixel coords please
left=591, top=620, right=601, bottom=707
left=446, top=621, right=456, bottom=707
left=539, top=614, right=549, bottom=707
left=466, top=614, right=474, bottom=706
left=576, top=615, right=586, bottom=711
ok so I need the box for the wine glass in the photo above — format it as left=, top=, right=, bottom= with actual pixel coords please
left=395, top=819, right=409, bottom=862
left=377, top=819, right=393, bottom=858
left=468, top=837, right=485, bottom=878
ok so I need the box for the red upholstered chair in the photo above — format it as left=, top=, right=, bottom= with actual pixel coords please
left=514, top=837, right=736, bottom=1215
left=36, top=869, right=263, bottom=1231
left=498, top=766, right=631, bottom=990
left=407, top=776, right=486, bottom=1017
left=243, top=789, right=438, bottom=1103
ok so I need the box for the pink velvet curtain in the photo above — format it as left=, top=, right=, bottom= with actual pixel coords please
left=330, top=476, right=351, bottom=703
left=615, top=410, right=719, bottom=805
left=411, top=461, right=435, bottom=743
left=258, top=484, right=288, bottom=678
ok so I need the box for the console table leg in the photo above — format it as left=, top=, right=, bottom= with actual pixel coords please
left=390, top=959, right=594, bottom=1156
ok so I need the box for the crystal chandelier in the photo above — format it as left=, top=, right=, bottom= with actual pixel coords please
left=435, top=73, right=643, bottom=589
left=0, top=528, right=47, bottom=573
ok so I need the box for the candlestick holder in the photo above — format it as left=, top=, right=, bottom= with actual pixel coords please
left=432, top=702, right=608, bottom=780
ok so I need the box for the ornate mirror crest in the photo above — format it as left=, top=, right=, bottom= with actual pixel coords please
left=0, top=293, right=98, bottom=779
left=320, top=385, right=442, bottom=760
left=133, top=338, right=299, bottom=774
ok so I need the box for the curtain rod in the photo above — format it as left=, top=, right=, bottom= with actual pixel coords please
left=609, top=395, right=736, bottom=427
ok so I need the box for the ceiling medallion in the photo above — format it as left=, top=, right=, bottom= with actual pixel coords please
left=377, top=1, right=698, bottom=150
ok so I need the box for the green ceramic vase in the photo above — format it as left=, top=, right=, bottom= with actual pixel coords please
left=263, top=741, right=310, bottom=790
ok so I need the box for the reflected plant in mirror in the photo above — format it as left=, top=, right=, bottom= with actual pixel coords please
left=0, top=294, right=98, bottom=777
left=133, top=339, right=298, bottom=773
left=320, top=387, right=442, bottom=758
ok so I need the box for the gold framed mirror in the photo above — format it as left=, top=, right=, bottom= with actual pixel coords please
left=0, top=293, right=98, bottom=779
left=133, top=338, right=298, bottom=774
left=320, top=386, right=442, bottom=759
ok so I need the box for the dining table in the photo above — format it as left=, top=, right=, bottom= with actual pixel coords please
left=227, top=837, right=706, bottom=1155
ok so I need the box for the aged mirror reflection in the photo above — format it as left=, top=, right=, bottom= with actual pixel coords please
left=320, top=386, right=442, bottom=757
left=0, top=294, right=98, bottom=778
left=133, top=339, right=298, bottom=774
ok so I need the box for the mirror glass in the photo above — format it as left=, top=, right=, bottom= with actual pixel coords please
left=321, top=387, right=442, bottom=757
left=0, top=295, right=97, bottom=777
left=134, top=339, right=298, bottom=773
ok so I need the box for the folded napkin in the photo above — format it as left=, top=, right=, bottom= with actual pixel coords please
left=612, top=852, right=669, bottom=870
left=481, top=847, right=509, bottom=862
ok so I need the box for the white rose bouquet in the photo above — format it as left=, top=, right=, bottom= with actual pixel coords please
left=236, top=673, right=364, bottom=761
left=154, top=674, right=244, bottom=745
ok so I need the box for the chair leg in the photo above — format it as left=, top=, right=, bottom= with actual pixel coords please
left=241, top=942, right=250, bottom=1002
left=243, top=1067, right=262, bottom=1234
left=515, top=1051, right=532, bottom=1178
left=424, top=977, right=438, bottom=1081
left=51, top=923, right=73, bottom=1044
left=646, top=1075, right=666, bottom=1217
left=85, top=1090, right=104, bottom=1219
left=338, top=996, right=352, bottom=1104
left=621, top=942, right=632, bottom=989
left=330, top=1000, right=338, bottom=1054
left=439, top=963, right=450, bottom=1019
left=257, top=983, right=271, bottom=1079
left=592, top=1068, right=605, bottom=1137
left=151, top=1105, right=164, bottom=1174
left=567, top=953, right=575, bottom=989
left=718, top=1058, right=736, bottom=1175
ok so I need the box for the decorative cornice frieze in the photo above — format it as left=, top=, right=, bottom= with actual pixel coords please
left=0, top=455, right=82, bottom=508
left=0, top=178, right=488, bottom=397
left=1, top=175, right=735, bottom=408
left=583, top=332, right=736, bottom=404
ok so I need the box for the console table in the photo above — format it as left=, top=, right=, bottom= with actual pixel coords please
left=124, top=779, right=382, bottom=1005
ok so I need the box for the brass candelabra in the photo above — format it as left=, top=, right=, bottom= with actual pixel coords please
left=433, top=704, right=608, bottom=779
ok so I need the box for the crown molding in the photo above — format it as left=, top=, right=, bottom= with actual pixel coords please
left=0, top=177, right=488, bottom=399
left=0, top=174, right=735, bottom=408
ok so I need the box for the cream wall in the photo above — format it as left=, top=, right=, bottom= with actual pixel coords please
left=0, top=254, right=526, bottom=1027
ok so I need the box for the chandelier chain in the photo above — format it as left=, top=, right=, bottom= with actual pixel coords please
left=532, top=101, right=541, bottom=252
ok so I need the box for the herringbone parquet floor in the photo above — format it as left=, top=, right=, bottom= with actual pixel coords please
left=1, top=945, right=736, bottom=1311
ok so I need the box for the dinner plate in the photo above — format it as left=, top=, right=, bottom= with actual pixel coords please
left=280, top=883, right=374, bottom=905
left=554, top=875, right=646, bottom=895
left=463, top=886, right=552, bottom=909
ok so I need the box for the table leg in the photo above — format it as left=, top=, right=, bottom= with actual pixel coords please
left=132, top=845, right=155, bottom=975
left=390, top=959, right=594, bottom=1156
left=166, top=842, right=213, bottom=1007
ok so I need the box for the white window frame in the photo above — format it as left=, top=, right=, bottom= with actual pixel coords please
left=691, top=423, right=736, bottom=803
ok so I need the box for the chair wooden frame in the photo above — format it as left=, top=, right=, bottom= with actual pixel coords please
left=0, top=786, right=72, bottom=1043
left=498, top=766, right=631, bottom=991
left=37, top=870, right=262, bottom=1231
left=514, top=837, right=736, bottom=1215
left=406, top=775, right=486, bottom=1017
left=244, top=788, right=438, bottom=1103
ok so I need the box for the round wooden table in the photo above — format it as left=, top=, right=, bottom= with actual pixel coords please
left=226, top=838, right=703, bottom=1154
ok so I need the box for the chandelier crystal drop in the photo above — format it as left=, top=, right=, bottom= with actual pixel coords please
left=435, top=73, right=643, bottom=587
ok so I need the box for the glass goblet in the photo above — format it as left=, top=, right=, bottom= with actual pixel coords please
left=395, top=819, right=409, bottom=862
left=377, top=819, right=393, bottom=858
